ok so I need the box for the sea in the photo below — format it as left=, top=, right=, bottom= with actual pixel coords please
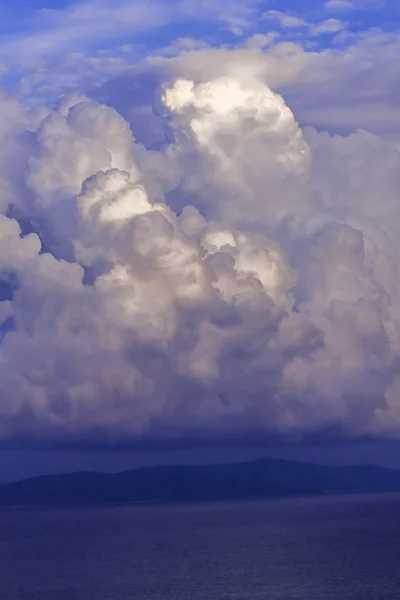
left=1, top=493, right=400, bottom=600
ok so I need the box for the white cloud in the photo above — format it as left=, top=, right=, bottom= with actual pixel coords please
left=310, top=18, right=346, bottom=35
left=258, top=11, right=346, bottom=41
left=0, top=0, right=400, bottom=447
left=0, top=60, right=399, bottom=446
left=136, top=29, right=400, bottom=141
left=0, top=0, right=260, bottom=65
left=244, top=33, right=280, bottom=50
left=263, top=10, right=307, bottom=29
left=325, top=0, right=354, bottom=10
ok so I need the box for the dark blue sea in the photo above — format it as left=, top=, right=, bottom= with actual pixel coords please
left=1, top=493, right=400, bottom=599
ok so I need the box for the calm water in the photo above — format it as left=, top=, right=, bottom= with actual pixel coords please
left=1, top=494, right=400, bottom=599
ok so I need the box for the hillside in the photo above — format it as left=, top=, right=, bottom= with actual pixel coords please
left=1, top=458, right=399, bottom=507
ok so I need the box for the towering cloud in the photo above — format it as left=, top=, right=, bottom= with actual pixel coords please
left=0, top=68, right=399, bottom=447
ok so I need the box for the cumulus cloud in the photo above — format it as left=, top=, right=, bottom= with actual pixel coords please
left=262, top=11, right=345, bottom=37
left=325, top=0, right=354, bottom=10
left=84, top=29, right=400, bottom=160
left=310, top=19, right=346, bottom=35
left=263, top=11, right=307, bottom=29
left=0, top=51, right=400, bottom=449
left=5, top=0, right=400, bottom=160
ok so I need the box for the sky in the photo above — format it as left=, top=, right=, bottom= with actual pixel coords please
left=0, top=0, right=400, bottom=479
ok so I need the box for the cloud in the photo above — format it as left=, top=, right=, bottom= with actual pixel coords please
left=0, top=0, right=260, bottom=68
left=3, top=0, right=399, bottom=137
left=310, top=19, right=346, bottom=35
left=134, top=30, right=400, bottom=141
left=263, top=11, right=307, bottom=29
left=262, top=11, right=346, bottom=36
left=0, top=0, right=400, bottom=450
left=0, top=54, right=399, bottom=449
left=325, top=0, right=354, bottom=10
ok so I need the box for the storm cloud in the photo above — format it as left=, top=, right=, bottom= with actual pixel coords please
left=0, top=56, right=399, bottom=449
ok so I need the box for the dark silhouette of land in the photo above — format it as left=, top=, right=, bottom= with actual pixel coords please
left=1, top=458, right=400, bottom=507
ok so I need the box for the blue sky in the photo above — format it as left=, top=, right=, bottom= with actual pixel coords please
left=2, top=0, right=399, bottom=41
left=1, top=0, right=399, bottom=65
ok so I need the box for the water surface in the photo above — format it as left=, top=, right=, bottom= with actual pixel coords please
left=1, top=493, right=400, bottom=599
